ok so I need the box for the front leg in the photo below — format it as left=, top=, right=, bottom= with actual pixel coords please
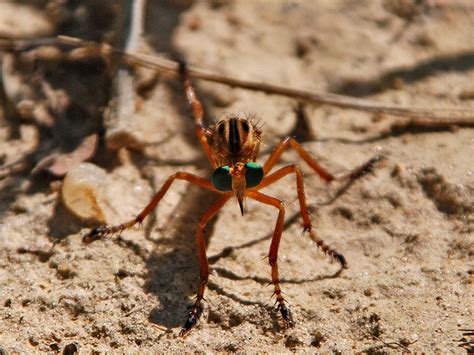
left=246, top=190, right=294, bottom=327
left=263, top=136, right=385, bottom=183
left=83, top=172, right=217, bottom=244
left=179, top=195, right=231, bottom=336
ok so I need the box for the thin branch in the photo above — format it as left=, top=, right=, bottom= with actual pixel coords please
left=54, top=36, right=474, bottom=121
left=1, top=35, right=473, bottom=121
left=360, top=334, right=417, bottom=353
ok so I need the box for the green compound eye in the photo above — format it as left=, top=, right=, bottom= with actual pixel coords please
left=245, top=162, right=264, bottom=188
left=212, top=166, right=232, bottom=191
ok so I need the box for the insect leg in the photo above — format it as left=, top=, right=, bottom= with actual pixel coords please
left=180, top=195, right=232, bottom=337
left=179, top=62, right=217, bottom=168
left=246, top=190, right=294, bottom=327
left=83, top=172, right=217, bottom=243
left=263, top=137, right=333, bottom=180
left=263, top=137, right=384, bottom=183
left=257, top=165, right=347, bottom=268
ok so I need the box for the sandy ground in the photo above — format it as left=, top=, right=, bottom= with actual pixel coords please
left=0, top=0, right=473, bottom=353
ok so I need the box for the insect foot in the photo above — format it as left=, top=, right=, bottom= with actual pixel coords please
left=278, top=302, right=295, bottom=328
left=82, top=225, right=120, bottom=244
left=332, top=250, right=348, bottom=269
left=179, top=302, right=203, bottom=337
left=304, top=227, right=348, bottom=270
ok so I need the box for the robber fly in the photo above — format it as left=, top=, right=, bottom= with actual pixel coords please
left=84, top=62, right=383, bottom=336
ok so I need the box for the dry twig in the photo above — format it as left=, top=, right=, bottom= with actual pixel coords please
left=1, top=35, right=471, bottom=124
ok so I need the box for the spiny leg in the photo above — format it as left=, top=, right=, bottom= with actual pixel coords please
left=179, top=62, right=217, bottom=168
left=246, top=190, right=294, bottom=327
left=180, top=195, right=232, bottom=337
left=263, top=136, right=384, bottom=182
left=83, top=172, right=217, bottom=243
left=257, top=164, right=346, bottom=268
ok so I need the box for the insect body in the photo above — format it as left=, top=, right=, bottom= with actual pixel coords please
left=84, top=62, right=383, bottom=336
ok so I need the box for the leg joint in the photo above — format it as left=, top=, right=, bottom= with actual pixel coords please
left=269, top=257, right=278, bottom=267
left=278, top=201, right=285, bottom=212
left=200, top=275, right=208, bottom=283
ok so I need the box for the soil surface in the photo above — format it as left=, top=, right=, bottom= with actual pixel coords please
left=0, top=0, right=473, bottom=353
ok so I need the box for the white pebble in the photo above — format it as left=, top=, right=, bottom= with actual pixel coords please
left=61, top=163, right=108, bottom=223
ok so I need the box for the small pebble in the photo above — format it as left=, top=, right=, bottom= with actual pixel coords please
left=61, top=163, right=108, bottom=223
left=62, top=343, right=79, bottom=355
left=29, top=336, right=39, bottom=346
left=57, top=261, right=74, bottom=279
left=50, top=343, right=60, bottom=351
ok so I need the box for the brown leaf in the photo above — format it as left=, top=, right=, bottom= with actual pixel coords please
left=32, top=133, right=98, bottom=177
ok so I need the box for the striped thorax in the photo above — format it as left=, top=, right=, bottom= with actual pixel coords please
left=208, top=116, right=262, bottom=167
